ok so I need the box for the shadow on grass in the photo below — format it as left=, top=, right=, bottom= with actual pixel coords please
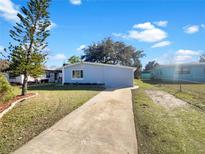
left=28, top=83, right=105, bottom=91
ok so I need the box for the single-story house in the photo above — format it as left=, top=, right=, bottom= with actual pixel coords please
left=62, top=62, right=136, bottom=88
left=6, top=73, right=36, bottom=85
left=43, top=67, right=62, bottom=83
left=152, top=63, right=205, bottom=83
left=5, top=67, right=62, bottom=84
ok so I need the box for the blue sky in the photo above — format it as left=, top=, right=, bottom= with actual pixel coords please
left=0, top=0, right=205, bottom=67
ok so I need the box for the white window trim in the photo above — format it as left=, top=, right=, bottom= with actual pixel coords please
left=71, top=69, right=84, bottom=80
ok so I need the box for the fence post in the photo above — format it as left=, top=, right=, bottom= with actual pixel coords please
left=179, top=81, right=182, bottom=92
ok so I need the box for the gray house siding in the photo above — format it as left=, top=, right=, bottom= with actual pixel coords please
left=152, top=64, right=205, bottom=83
left=63, top=63, right=134, bottom=88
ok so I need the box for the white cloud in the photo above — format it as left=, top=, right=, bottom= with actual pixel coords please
left=176, top=49, right=200, bottom=56
left=48, top=54, right=67, bottom=61
left=155, top=53, right=175, bottom=64
left=154, top=21, right=168, bottom=27
left=112, top=33, right=128, bottom=39
left=155, top=49, right=201, bottom=64
left=69, top=0, right=82, bottom=5
left=0, top=0, right=19, bottom=22
left=112, top=33, right=123, bottom=37
left=46, top=21, right=57, bottom=31
left=133, top=22, right=154, bottom=29
left=175, top=55, right=192, bottom=62
left=127, top=28, right=167, bottom=43
left=114, top=22, right=168, bottom=43
left=183, top=25, right=199, bottom=34
left=76, top=44, right=86, bottom=51
left=157, top=53, right=193, bottom=64
left=151, top=41, right=171, bottom=48
left=174, top=49, right=201, bottom=63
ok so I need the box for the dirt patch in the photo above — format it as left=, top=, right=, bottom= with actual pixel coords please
left=145, top=90, right=187, bottom=109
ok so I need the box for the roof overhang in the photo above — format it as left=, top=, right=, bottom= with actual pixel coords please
left=156, top=62, right=205, bottom=69
left=63, top=62, right=136, bottom=71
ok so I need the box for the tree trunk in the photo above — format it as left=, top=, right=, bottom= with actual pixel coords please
left=22, top=72, right=28, bottom=95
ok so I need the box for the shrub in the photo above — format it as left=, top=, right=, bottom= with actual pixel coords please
left=0, top=73, right=14, bottom=104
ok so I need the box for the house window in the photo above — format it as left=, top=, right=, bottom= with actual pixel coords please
left=72, top=70, right=83, bottom=79
left=176, top=67, right=190, bottom=74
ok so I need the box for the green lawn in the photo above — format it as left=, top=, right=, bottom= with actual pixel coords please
left=133, top=80, right=205, bottom=154
left=0, top=84, right=103, bottom=154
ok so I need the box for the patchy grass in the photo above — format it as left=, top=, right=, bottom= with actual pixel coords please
left=133, top=80, right=205, bottom=154
left=155, top=83, right=205, bottom=111
left=134, top=80, right=154, bottom=89
left=0, top=84, right=103, bottom=154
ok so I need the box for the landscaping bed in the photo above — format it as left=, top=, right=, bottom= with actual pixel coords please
left=0, top=93, right=35, bottom=113
left=0, top=84, right=103, bottom=154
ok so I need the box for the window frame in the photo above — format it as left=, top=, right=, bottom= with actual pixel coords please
left=71, top=69, right=84, bottom=80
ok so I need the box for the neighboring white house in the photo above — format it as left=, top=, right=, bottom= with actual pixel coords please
left=44, top=67, right=62, bottom=83
left=151, top=63, right=205, bottom=83
left=5, top=67, right=62, bottom=84
left=6, top=74, right=36, bottom=85
left=62, top=62, right=136, bottom=88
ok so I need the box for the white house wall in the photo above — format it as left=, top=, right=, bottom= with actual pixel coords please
left=104, top=66, right=133, bottom=87
left=63, top=63, right=134, bottom=88
left=9, top=75, right=24, bottom=84
left=9, top=75, right=35, bottom=84
left=152, top=64, right=205, bottom=83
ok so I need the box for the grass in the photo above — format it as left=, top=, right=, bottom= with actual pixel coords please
left=154, top=83, right=205, bottom=111
left=0, top=84, right=103, bottom=154
left=133, top=80, right=205, bottom=154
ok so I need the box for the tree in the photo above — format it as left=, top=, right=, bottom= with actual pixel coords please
left=6, top=0, right=51, bottom=95
left=81, top=38, right=145, bottom=72
left=144, top=60, right=159, bottom=71
left=68, top=56, right=80, bottom=64
left=132, top=50, right=145, bottom=79
left=199, top=54, right=205, bottom=63
left=81, top=38, right=117, bottom=64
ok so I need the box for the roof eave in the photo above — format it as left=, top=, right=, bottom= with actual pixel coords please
left=63, top=62, right=136, bottom=70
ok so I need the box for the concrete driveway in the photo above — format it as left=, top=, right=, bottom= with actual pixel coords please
left=14, top=87, right=138, bottom=154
